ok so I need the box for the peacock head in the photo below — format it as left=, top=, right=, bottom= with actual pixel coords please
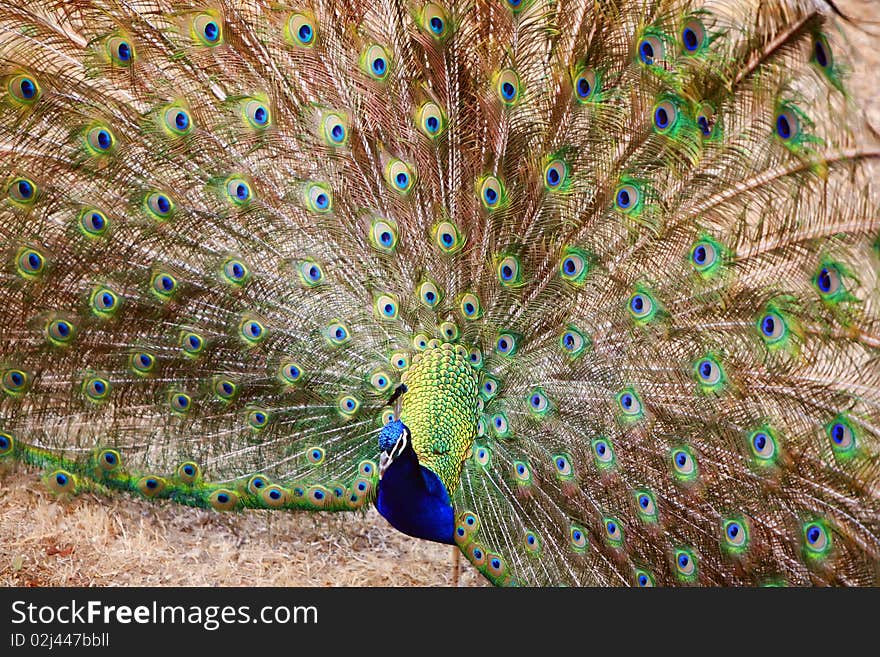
left=378, top=419, right=410, bottom=479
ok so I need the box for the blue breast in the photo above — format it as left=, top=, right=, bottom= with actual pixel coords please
left=376, top=440, right=455, bottom=545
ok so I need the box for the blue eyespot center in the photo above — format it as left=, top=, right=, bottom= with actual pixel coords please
left=56, top=473, right=68, bottom=486
left=617, top=189, right=631, bottom=208
left=217, top=493, right=229, bottom=504
left=761, top=315, right=776, bottom=336
left=815, top=40, right=828, bottom=68
left=698, top=116, right=711, bottom=136
left=675, top=452, right=688, bottom=467
left=621, top=394, right=633, bottom=408
left=104, top=452, right=116, bottom=464
left=639, top=494, right=649, bottom=508
left=204, top=21, right=219, bottom=41
left=817, top=267, right=833, bottom=293
left=638, top=574, right=648, bottom=586
left=20, top=78, right=36, bottom=99
left=753, top=433, right=767, bottom=450
left=175, top=111, right=189, bottom=131
left=331, top=124, right=344, bottom=141
left=430, top=17, right=444, bottom=34
left=639, top=41, right=655, bottom=64
left=596, top=442, right=607, bottom=456
left=577, top=78, right=590, bottom=98
left=693, top=245, right=707, bottom=264
left=501, top=82, right=516, bottom=99
left=96, top=130, right=111, bottom=150
left=335, top=328, right=345, bottom=339
left=807, top=526, right=821, bottom=544
left=563, top=258, right=576, bottom=274
left=630, top=295, right=643, bottom=312
left=183, top=465, right=195, bottom=476
left=831, top=424, right=845, bottom=444
left=395, top=172, right=408, bottom=188
left=678, top=554, right=689, bottom=568
left=18, top=180, right=33, bottom=198
left=426, top=116, right=439, bottom=132
left=253, top=106, right=267, bottom=124
left=699, top=361, right=712, bottom=378
left=372, top=57, right=386, bottom=75
left=547, top=168, right=560, bottom=186
left=727, top=523, right=740, bottom=539
left=682, top=27, right=698, bottom=51
left=117, top=42, right=131, bottom=61
left=654, top=106, right=669, bottom=129
left=298, top=24, right=313, bottom=43
left=776, top=114, right=792, bottom=140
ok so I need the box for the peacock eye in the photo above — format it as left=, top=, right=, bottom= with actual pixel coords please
left=628, top=292, right=654, bottom=319
left=491, top=413, right=509, bottom=437
left=9, top=177, right=37, bottom=204
left=304, top=183, right=332, bottom=213
left=214, top=378, right=237, bottom=401
left=150, top=271, right=178, bottom=299
left=131, top=351, right=156, bottom=375
left=827, top=417, right=857, bottom=457
left=459, top=293, right=483, bottom=320
left=774, top=107, right=800, bottom=142
left=46, top=318, right=75, bottom=345
left=163, top=106, right=192, bottom=136
left=79, top=209, right=109, bottom=237
left=369, top=218, right=399, bottom=253
left=671, top=448, right=698, bottom=479
left=812, top=34, right=832, bottom=70
left=244, top=99, right=271, bottom=129
left=375, top=294, right=399, bottom=320
left=421, top=4, right=448, bottom=38
left=559, top=250, right=588, bottom=284
left=369, top=370, right=392, bottom=391
left=416, top=101, right=445, bottom=137
left=9, top=74, right=40, bottom=104
left=287, top=13, right=316, bottom=47
left=569, top=525, right=588, bottom=552
left=592, top=438, right=614, bottom=464
left=604, top=518, right=623, bottom=545
left=529, top=389, right=549, bottom=414
left=638, top=35, right=665, bottom=65
left=496, top=69, right=520, bottom=104
left=615, top=183, right=642, bottom=213
left=475, top=446, right=491, bottom=467
left=385, top=159, right=415, bottom=193
left=193, top=13, right=223, bottom=45
left=496, top=332, right=517, bottom=355
left=635, top=570, right=655, bottom=587
left=544, top=159, right=567, bottom=190
left=2, top=369, right=29, bottom=394
left=674, top=548, right=697, bottom=578
left=573, top=68, right=598, bottom=102
left=553, top=453, right=573, bottom=478
left=169, top=391, right=191, bottom=413
left=803, top=521, right=831, bottom=555
left=758, top=311, right=786, bottom=343
left=652, top=100, right=678, bottom=133
left=635, top=489, right=657, bottom=521
left=90, top=286, right=119, bottom=317
left=680, top=18, right=706, bottom=53
left=617, top=389, right=642, bottom=416
left=298, top=260, right=325, bottom=287
left=690, top=239, right=720, bottom=271
left=221, top=258, right=248, bottom=286
left=814, top=264, right=842, bottom=297
left=239, top=317, right=266, bottom=344
left=722, top=519, right=749, bottom=549
left=107, top=37, right=134, bottom=65
left=321, top=111, right=348, bottom=145
left=481, top=376, right=498, bottom=398
left=417, top=280, right=441, bottom=308
left=559, top=326, right=587, bottom=357
left=478, top=175, right=504, bottom=210
left=83, top=376, right=111, bottom=401
left=85, top=125, right=115, bottom=154
left=696, top=357, right=723, bottom=386
left=496, top=255, right=522, bottom=286
left=749, top=430, right=776, bottom=461
left=225, top=177, right=252, bottom=206
left=180, top=331, right=205, bottom=356
left=145, top=191, right=174, bottom=220
left=362, top=44, right=391, bottom=80
left=391, top=352, right=410, bottom=370
left=248, top=408, right=270, bottom=429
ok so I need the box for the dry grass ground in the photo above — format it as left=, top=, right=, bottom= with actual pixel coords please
left=1, top=1, right=879, bottom=588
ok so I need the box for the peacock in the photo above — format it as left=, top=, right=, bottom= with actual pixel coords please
left=1, top=0, right=879, bottom=587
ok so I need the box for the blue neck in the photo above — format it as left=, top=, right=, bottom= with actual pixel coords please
left=376, top=441, right=455, bottom=545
